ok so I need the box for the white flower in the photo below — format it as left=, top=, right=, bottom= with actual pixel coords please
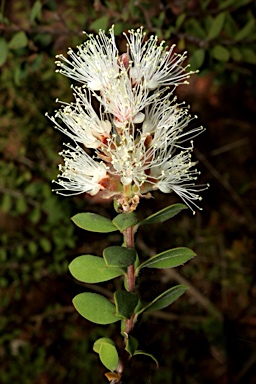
left=149, top=145, right=204, bottom=213
left=142, top=93, right=204, bottom=150
left=53, top=144, right=108, bottom=196
left=46, top=88, right=111, bottom=148
left=50, top=26, right=206, bottom=212
left=125, top=27, right=193, bottom=90
left=103, top=129, right=151, bottom=187
left=95, top=69, right=154, bottom=126
left=55, top=26, right=119, bottom=91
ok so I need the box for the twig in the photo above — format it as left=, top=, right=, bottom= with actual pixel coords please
left=209, top=137, right=248, bottom=157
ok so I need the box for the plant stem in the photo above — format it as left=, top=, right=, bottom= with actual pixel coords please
left=114, top=225, right=136, bottom=382
left=124, top=226, right=136, bottom=293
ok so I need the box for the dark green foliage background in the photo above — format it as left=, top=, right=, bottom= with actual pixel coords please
left=1, top=0, right=256, bottom=383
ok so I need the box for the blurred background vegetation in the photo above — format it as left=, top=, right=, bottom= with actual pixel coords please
left=0, top=0, right=256, bottom=383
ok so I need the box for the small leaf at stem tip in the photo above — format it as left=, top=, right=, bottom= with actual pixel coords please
left=103, top=246, right=136, bottom=268
left=112, top=212, right=138, bottom=232
left=114, top=290, right=139, bottom=319
left=137, top=247, right=196, bottom=271
left=136, top=285, right=188, bottom=315
left=69, top=255, right=123, bottom=283
left=71, top=212, right=118, bottom=233
left=73, top=293, right=121, bottom=324
left=133, top=350, right=159, bottom=368
left=93, top=338, right=119, bottom=371
left=136, top=203, right=187, bottom=227
left=125, top=335, right=139, bottom=357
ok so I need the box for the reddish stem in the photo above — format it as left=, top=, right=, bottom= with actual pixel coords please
left=124, top=226, right=135, bottom=293
left=113, top=226, right=137, bottom=382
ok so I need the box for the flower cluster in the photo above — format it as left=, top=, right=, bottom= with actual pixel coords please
left=47, top=26, right=206, bottom=213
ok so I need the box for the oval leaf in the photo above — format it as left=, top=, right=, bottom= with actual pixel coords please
left=137, top=204, right=187, bottom=227
left=114, top=291, right=139, bottom=319
left=71, top=212, right=118, bottom=233
left=112, top=212, right=138, bottom=232
left=8, top=31, right=28, bottom=50
left=189, top=48, right=205, bottom=70
left=90, top=16, right=108, bottom=32
left=240, top=47, right=256, bottom=64
left=234, top=18, right=255, bottom=41
left=93, top=338, right=119, bottom=371
left=73, top=293, right=120, bottom=324
left=103, top=246, right=136, bottom=268
left=137, top=285, right=188, bottom=315
left=0, top=37, right=8, bottom=67
left=30, top=0, right=42, bottom=23
left=207, top=12, right=226, bottom=40
left=212, top=45, right=230, bottom=62
left=69, top=255, right=123, bottom=283
left=138, top=247, right=196, bottom=270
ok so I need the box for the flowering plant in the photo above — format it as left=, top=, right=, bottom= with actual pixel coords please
left=47, top=26, right=206, bottom=382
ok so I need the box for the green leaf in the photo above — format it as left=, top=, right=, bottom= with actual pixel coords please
left=30, top=0, right=42, bottom=23
left=186, top=18, right=206, bottom=39
left=112, top=22, right=126, bottom=36
left=8, top=31, right=28, bottom=50
left=175, top=13, right=186, bottom=30
left=39, top=238, right=52, bottom=253
left=138, top=247, right=196, bottom=270
left=69, top=255, right=123, bottom=283
left=114, top=291, right=139, bottom=319
left=207, top=12, right=226, bottom=40
left=219, top=0, right=236, bottom=9
left=112, top=212, right=138, bottom=232
left=224, top=13, right=239, bottom=38
left=137, top=204, right=187, bottom=227
left=0, top=37, right=8, bottom=67
left=189, top=48, right=205, bottom=70
left=90, top=16, right=108, bottom=32
left=125, top=335, right=139, bottom=357
left=231, top=47, right=242, bottom=62
left=200, top=0, right=211, bottom=10
left=16, top=198, right=27, bottom=214
left=103, top=246, right=136, bottom=268
left=28, top=241, right=38, bottom=255
left=71, top=212, right=118, bottom=233
left=212, top=45, right=230, bottom=61
left=133, top=350, right=159, bottom=368
left=93, top=338, right=119, bottom=371
left=29, top=208, right=41, bottom=224
left=240, top=47, right=256, bottom=64
left=1, top=194, right=12, bottom=212
left=73, top=293, right=120, bottom=324
left=137, top=285, right=188, bottom=315
left=234, top=18, right=255, bottom=41
left=0, top=248, right=7, bottom=262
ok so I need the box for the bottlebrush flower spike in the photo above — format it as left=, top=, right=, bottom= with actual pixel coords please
left=49, top=26, right=207, bottom=213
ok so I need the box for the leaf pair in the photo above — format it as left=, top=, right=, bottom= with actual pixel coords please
left=73, top=285, right=188, bottom=325
left=71, top=203, right=187, bottom=233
